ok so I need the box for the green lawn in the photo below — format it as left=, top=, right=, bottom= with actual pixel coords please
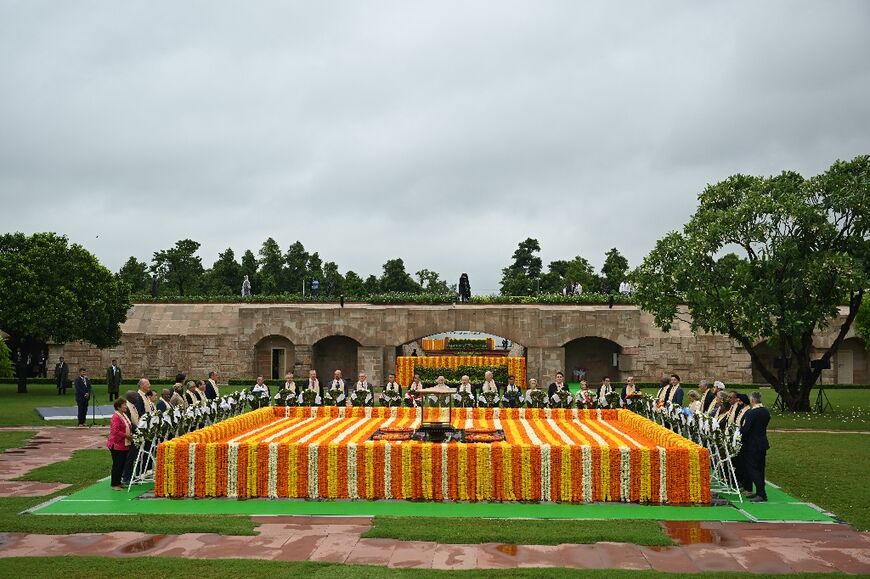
left=0, top=430, right=36, bottom=453
left=0, top=558, right=856, bottom=579
left=1, top=448, right=255, bottom=535
left=0, top=384, right=108, bottom=426
left=767, top=432, right=870, bottom=531
left=363, top=517, right=673, bottom=546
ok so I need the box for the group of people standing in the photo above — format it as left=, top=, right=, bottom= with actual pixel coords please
left=654, top=375, right=771, bottom=502
left=106, top=371, right=222, bottom=490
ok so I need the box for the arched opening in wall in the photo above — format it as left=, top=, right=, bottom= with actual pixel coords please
left=396, top=331, right=526, bottom=386
left=399, top=331, right=523, bottom=357
left=563, top=337, right=622, bottom=384
left=751, top=341, right=778, bottom=385
left=254, top=335, right=296, bottom=380
left=837, top=337, right=868, bottom=385
left=313, top=336, right=360, bottom=384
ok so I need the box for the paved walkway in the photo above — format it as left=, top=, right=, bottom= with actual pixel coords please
left=0, top=426, right=106, bottom=497
left=0, top=517, right=868, bottom=572
left=0, top=427, right=868, bottom=573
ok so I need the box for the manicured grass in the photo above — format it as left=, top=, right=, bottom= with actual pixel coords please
left=0, top=557, right=856, bottom=578
left=0, top=430, right=36, bottom=453
left=362, top=516, right=674, bottom=546
left=1, top=448, right=255, bottom=535
left=767, top=432, right=870, bottom=531
left=0, top=384, right=109, bottom=426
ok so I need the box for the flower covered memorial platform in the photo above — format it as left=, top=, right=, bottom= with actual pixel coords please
left=155, top=406, right=710, bottom=504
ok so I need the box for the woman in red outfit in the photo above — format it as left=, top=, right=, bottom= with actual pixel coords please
left=107, top=397, right=132, bottom=490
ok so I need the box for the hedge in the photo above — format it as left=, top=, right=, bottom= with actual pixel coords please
left=129, top=292, right=636, bottom=306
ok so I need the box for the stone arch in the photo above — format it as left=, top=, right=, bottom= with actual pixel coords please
left=253, top=335, right=295, bottom=380
left=563, top=337, right=623, bottom=384
left=836, top=337, right=868, bottom=384
left=312, top=335, right=360, bottom=384
left=396, top=329, right=526, bottom=357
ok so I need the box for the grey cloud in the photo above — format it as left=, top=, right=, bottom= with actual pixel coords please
left=1, top=1, right=868, bottom=291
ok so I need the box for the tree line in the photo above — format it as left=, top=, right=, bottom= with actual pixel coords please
left=117, top=237, right=631, bottom=299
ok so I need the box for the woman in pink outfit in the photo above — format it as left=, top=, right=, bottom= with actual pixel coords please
left=107, top=397, right=132, bottom=490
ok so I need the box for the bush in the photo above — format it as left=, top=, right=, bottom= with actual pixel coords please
left=445, top=338, right=489, bottom=351
left=129, top=292, right=636, bottom=306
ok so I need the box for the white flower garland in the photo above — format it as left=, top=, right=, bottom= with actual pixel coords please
left=347, top=443, right=358, bottom=499
left=619, top=447, right=631, bottom=502
left=582, top=445, right=593, bottom=502
left=383, top=443, right=392, bottom=499
left=268, top=443, right=278, bottom=498
left=541, top=444, right=552, bottom=502
left=441, top=443, right=449, bottom=499
left=227, top=442, right=239, bottom=498
left=188, top=442, right=197, bottom=498
left=658, top=446, right=668, bottom=503
left=308, top=444, right=319, bottom=499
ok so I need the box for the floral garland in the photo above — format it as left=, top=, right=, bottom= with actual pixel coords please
left=477, top=390, right=500, bottom=408
left=156, top=406, right=709, bottom=505
left=526, top=389, right=549, bottom=408
left=381, top=387, right=402, bottom=407
left=323, top=385, right=346, bottom=407
left=550, top=390, right=574, bottom=409
left=350, top=388, right=373, bottom=407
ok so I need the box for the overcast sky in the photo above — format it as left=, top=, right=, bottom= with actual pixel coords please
left=1, top=1, right=869, bottom=293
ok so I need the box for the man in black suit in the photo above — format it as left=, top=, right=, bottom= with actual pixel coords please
left=205, top=371, right=221, bottom=400
left=326, top=369, right=349, bottom=397
left=740, top=391, right=771, bottom=502
left=74, top=368, right=91, bottom=427
left=55, top=357, right=69, bottom=395
left=106, top=359, right=122, bottom=401
left=698, top=379, right=716, bottom=413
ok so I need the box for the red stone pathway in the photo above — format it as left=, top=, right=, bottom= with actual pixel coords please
left=0, top=427, right=869, bottom=572
left=0, top=517, right=868, bottom=573
left=0, top=426, right=107, bottom=497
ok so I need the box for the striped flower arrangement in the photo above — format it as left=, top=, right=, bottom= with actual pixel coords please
left=155, top=406, right=709, bottom=504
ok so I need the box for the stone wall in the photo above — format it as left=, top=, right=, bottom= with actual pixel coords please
left=50, top=302, right=866, bottom=386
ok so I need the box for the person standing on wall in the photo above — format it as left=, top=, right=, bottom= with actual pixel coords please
left=55, top=356, right=69, bottom=395
left=74, top=368, right=91, bottom=427
left=106, top=359, right=122, bottom=401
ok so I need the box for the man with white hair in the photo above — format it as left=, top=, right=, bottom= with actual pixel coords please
left=480, top=371, right=499, bottom=395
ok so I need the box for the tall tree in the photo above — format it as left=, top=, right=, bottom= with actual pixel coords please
left=416, top=268, right=450, bottom=293
left=117, top=256, right=151, bottom=295
left=601, top=248, right=629, bottom=292
left=0, top=233, right=130, bottom=392
left=258, top=238, right=285, bottom=294
left=323, top=261, right=343, bottom=296
left=307, top=252, right=324, bottom=283
left=343, top=271, right=365, bottom=297
left=206, top=248, right=243, bottom=295
left=0, top=339, right=13, bottom=378
left=363, top=274, right=380, bottom=295
left=240, top=250, right=258, bottom=294
left=500, top=238, right=543, bottom=295
left=284, top=241, right=309, bottom=294
left=632, top=157, right=869, bottom=411
left=856, top=300, right=870, bottom=344
left=151, top=239, right=204, bottom=296
left=380, top=258, right=421, bottom=293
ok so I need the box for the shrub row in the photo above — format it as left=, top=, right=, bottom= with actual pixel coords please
left=129, top=292, right=637, bottom=306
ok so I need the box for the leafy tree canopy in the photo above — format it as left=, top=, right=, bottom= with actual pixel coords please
left=632, top=156, right=869, bottom=410
left=152, top=239, right=203, bottom=296
left=0, top=233, right=131, bottom=391
left=379, top=258, right=421, bottom=293
left=117, top=256, right=150, bottom=294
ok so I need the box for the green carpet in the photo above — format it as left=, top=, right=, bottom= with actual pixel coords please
left=30, top=480, right=835, bottom=523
